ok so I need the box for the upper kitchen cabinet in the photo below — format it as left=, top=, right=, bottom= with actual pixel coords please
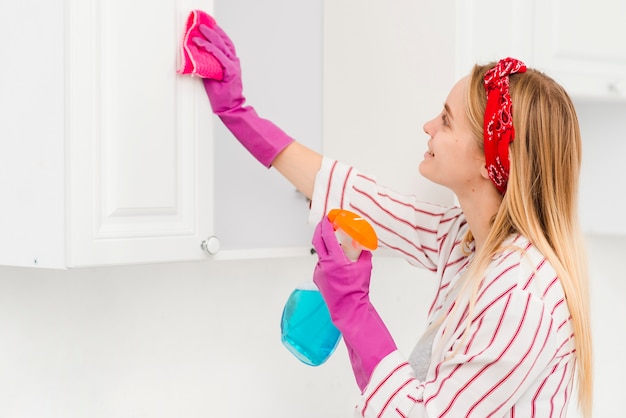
left=455, top=0, right=533, bottom=79
left=0, top=0, right=215, bottom=268
left=456, top=0, right=626, bottom=101
left=532, top=0, right=626, bottom=101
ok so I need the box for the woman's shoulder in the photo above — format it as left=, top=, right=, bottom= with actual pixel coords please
left=483, top=235, right=568, bottom=317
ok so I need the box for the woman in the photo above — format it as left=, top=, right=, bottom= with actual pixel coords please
left=184, top=16, right=592, bottom=418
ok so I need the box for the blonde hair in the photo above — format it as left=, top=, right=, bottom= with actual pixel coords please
left=460, top=63, right=593, bottom=417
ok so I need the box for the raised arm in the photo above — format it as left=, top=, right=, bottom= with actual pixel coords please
left=272, top=142, right=321, bottom=200
left=180, top=11, right=322, bottom=199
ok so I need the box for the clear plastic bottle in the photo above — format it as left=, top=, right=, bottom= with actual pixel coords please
left=280, top=209, right=378, bottom=366
left=280, top=281, right=341, bottom=366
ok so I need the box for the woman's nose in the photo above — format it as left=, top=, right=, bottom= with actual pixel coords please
left=423, top=117, right=436, bottom=137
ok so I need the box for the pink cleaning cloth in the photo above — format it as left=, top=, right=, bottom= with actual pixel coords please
left=178, top=10, right=224, bottom=80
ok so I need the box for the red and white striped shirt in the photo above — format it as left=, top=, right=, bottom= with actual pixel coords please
left=309, top=158, right=576, bottom=418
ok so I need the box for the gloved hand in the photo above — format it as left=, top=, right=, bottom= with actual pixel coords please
left=192, top=23, right=242, bottom=112
left=312, top=217, right=397, bottom=392
left=191, top=22, right=294, bottom=167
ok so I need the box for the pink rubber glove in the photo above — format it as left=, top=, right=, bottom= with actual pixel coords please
left=191, top=22, right=294, bottom=168
left=312, top=217, right=397, bottom=392
left=177, top=10, right=223, bottom=80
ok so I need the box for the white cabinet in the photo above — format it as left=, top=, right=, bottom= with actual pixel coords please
left=456, top=0, right=626, bottom=101
left=455, top=0, right=533, bottom=79
left=2, top=0, right=325, bottom=267
left=65, top=0, right=216, bottom=267
left=0, top=0, right=216, bottom=268
left=533, top=0, right=626, bottom=101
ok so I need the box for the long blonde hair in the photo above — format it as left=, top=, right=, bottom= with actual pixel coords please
left=460, top=63, right=593, bottom=417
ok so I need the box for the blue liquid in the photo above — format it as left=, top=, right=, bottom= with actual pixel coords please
left=280, top=287, right=341, bottom=366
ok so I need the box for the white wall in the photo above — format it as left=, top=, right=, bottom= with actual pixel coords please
left=577, top=101, right=626, bottom=235
left=0, top=255, right=436, bottom=417
left=584, top=235, right=626, bottom=418
left=0, top=233, right=623, bottom=417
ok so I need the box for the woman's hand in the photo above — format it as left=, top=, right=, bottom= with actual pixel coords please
left=312, top=217, right=396, bottom=391
left=193, top=24, right=245, bottom=114
left=178, top=14, right=293, bottom=168
left=312, top=217, right=373, bottom=318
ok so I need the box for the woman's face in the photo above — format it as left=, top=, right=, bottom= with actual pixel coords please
left=419, top=76, right=486, bottom=195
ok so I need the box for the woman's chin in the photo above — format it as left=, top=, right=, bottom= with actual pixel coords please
left=418, top=161, right=429, bottom=178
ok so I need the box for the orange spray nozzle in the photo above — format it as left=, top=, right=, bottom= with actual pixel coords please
left=327, top=209, right=378, bottom=251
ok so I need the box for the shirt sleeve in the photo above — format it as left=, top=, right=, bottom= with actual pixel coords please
left=353, top=285, right=561, bottom=418
left=309, top=157, right=468, bottom=271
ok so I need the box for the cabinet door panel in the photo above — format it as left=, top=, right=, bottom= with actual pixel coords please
left=455, top=0, right=533, bottom=78
left=534, top=0, right=626, bottom=99
left=67, top=0, right=214, bottom=266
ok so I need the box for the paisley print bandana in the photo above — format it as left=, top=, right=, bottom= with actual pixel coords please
left=483, top=57, right=527, bottom=194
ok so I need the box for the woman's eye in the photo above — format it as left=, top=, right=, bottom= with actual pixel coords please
left=441, top=114, right=449, bottom=127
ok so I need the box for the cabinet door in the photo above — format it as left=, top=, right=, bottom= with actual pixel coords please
left=533, top=0, right=626, bottom=100
left=455, top=0, right=534, bottom=79
left=0, top=0, right=66, bottom=269
left=66, top=0, right=215, bottom=267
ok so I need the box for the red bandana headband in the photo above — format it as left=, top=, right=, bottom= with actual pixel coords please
left=483, top=57, right=527, bottom=194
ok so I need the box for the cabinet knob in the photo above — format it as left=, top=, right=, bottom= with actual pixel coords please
left=201, top=236, right=221, bottom=255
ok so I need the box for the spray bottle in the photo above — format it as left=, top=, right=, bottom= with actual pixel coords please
left=280, top=209, right=378, bottom=366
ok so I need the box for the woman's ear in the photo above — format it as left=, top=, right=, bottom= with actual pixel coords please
left=480, top=164, right=490, bottom=180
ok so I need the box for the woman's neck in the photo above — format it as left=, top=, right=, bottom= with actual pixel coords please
left=456, top=185, right=502, bottom=253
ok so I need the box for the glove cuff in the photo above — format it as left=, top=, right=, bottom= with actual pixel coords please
left=218, top=106, right=294, bottom=167
left=333, top=302, right=397, bottom=391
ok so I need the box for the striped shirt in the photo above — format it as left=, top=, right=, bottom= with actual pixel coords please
left=309, top=158, right=576, bottom=418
